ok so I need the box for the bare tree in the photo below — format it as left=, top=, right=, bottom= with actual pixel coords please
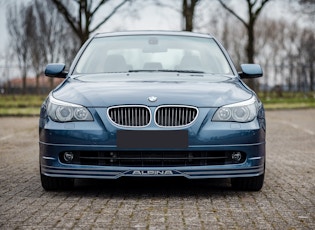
left=30, top=0, right=80, bottom=90
left=218, top=0, right=271, bottom=91
left=299, top=29, right=315, bottom=92
left=6, top=0, right=80, bottom=94
left=219, top=13, right=247, bottom=65
left=50, top=0, right=131, bottom=45
left=35, top=1, right=78, bottom=92
left=6, top=3, right=32, bottom=94
left=254, top=18, right=283, bottom=94
left=26, top=4, right=44, bottom=94
left=253, top=16, right=314, bottom=94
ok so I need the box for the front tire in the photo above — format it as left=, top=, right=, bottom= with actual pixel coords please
left=41, top=174, right=74, bottom=191
left=231, top=173, right=264, bottom=191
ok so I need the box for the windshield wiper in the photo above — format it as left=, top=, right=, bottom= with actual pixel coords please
left=161, top=69, right=205, bottom=74
left=128, top=69, right=158, bottom=72
left=128, top=69, right=205, bottom=74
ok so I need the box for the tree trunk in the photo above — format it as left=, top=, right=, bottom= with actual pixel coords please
left=309, top=61, right=314, bottom=92
left=79, top=31, right=89, bottom=46
left=245, top=19, right=257, bottom=91
left=182, top=0, right=198, bottom=32
left=22, top=67, right=27, bottom=94
left=50, top=78, right=54, bottom=90
left=36, top=73, right=40, bottom=94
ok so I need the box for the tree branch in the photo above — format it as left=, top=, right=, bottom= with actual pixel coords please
left=50, top=0, right=80, bottom=37
left=90, top=0, right=129, bottom=33
left=217, top=0, right=248, bottom=28
left=254, top=0, right=271, bottom=18
left=91, top=0, right=108, bottom=16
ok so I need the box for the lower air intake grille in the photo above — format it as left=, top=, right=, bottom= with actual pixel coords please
left=60, top=151, right=246, bottom=167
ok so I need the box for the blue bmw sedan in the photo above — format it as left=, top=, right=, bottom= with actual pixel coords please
left=39, top=31, right=266, bottom=191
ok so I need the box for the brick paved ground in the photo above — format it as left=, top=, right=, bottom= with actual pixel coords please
left=0, top=110, right=314, bottom=229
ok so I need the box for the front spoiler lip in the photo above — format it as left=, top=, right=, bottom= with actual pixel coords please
left=41, top=163, right=265, bottom=179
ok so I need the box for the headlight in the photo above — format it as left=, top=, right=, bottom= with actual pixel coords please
left=212, top=97, right=259, bottom=122
left=47, top=94, right=93, bottom=122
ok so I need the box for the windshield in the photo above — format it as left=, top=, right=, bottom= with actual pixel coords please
left=74, top=35, right=233, bottom=75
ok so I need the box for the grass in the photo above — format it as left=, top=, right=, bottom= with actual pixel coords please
left=0, top=93, right=314, bottom=116
left=0, top=95, right=46, bottom=116
left=259, top=92, right=315, bottom=110
left=0, top=107, right=41, bottom=116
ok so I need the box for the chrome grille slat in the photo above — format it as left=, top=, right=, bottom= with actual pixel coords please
left=155, top=106, right=198, bottom=127
left=108, top=106, right=150, bottom=127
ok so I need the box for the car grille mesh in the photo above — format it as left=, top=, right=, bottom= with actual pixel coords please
left=108, top=105, right=198, bottom=127
left=108, top=106, right=150, bottom=127
left=155, top=106, right=198, bottom=127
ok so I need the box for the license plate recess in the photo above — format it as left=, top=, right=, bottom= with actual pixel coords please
left=117, top=130, right=188, bottom=149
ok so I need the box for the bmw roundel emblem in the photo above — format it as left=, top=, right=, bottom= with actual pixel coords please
left=148, top=96, right=158, bottom=102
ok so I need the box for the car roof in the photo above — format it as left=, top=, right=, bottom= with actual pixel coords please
left=94, top=30, right=213, bottom=39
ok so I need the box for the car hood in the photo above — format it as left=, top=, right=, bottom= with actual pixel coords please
left=52, top=73, right=253, bottom=107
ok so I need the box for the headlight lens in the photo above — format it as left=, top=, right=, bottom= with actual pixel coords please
left=47, top=94, right=93, bottom=122
left=212, top=97, right=259, bottom=122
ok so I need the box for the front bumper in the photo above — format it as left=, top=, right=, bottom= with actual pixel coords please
left=40, top=137, right=265, bottom=180
left=39, top=107, right=266, bottom=179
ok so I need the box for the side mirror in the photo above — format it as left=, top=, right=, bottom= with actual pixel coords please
left=239, top=64, right=263, bottom=79
left=44, top=63, right=68, bottom=78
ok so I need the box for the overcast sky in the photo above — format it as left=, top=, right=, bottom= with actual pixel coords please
left=0, top=0, right=310, bottom=80
left=0, top=0, right=306, bottom=53
left=0, top=5, right=7, bottom=57
left=0, top=1, right=181, bottom=56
